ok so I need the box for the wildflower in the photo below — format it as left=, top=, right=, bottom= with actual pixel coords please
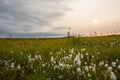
left=20, top=52, right=23, bottom=55
left=82, top=71, right=85, bottom=74
left=92, top=64, right=96, bottom=72
left=43, top=71, right=45, bottom=73
left=118, top=65, right=120, bottom=69
left=35, top=55, right=39, bottom=60
left=99, top=61, right=104, bottom=66
left=70, top=48, right=74, bottom=53
left=10, top=51, right=13, bottom=53
left=85, top=53, right=88, bottom=56
left=51, top=56, right=54, bottom=62
left=81, top=54, right=83, bottom=59
left=69, top=54, right=72, bottom=58
left=47, top=78, right=51, bottom=80
left=91, top=63, right=94, bottom=66
left=54, top=65, right=58, bottom=70
left=17, top=64, right=20, bottom=70
left=50, top=52, right=52, bottom=55
left=77, top=68, right=81, bottom=73
left=107, top=66, right=112, bottom=72
left=38, top=55, right=42, bottom=60
left=58, top=75, right=63, bottom=79
left=88, top=73, right=91, bottom=77
left=116, top=59, right=118, bottom=63
left=76, top=60, right=81, bottom=66
left=72, top=71, right=75, bottom=74
left=81, top=48, right=86, bottom=52
left=85, top=62, right=87, bottom=65
left=34, top=69, right=36, bottom=73
left=85, top=66, right=89, bottom=72
left=31, top=65, right=33, bottom=69
left=42, top=63, right=46, bottom=67
left=110, top=71, right=117, bottom=80
left=105, top=64, right=109, bottom=68
left=92, top=55, right=94, bottom=58
left=28, top=54, right=31, bottom=59
left=97, top=52, right=100, bottom=55
left=11, top=63, right=14, bottom=68
left=111, top=62, right=116, bottom=67
left=89, top=66, right=92, bottom=69
left=59, top=63, right=64, bottom=67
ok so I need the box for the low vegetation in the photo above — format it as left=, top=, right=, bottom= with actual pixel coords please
left=0, top=35, right=120, bottom=80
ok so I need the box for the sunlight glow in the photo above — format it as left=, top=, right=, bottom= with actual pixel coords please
left=93, top=19, right=98, bottom=24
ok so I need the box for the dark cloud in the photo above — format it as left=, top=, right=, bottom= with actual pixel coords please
left=0, top=0, right=72, bottom=37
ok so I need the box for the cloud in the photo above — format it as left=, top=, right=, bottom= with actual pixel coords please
left=53, top=26, right=66, bottom=30
left=0, top=0, right=72, bottom=36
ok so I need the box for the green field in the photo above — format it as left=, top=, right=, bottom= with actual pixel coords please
left=0, top=35, right=120, bottom=80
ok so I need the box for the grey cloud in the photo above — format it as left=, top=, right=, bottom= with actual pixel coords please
left=0, top=0, right=72, bottom=36
left=53, top=26, right=66, bottom=30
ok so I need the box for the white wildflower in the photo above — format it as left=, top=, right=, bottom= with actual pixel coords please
left=10, top=51, right=13, bottom=53
left=85, top=66, right=89, bottom=72
left=108, top=66, right=113, bottom=72
left=42, top=63, right=47, bottom=67
left=110, top=71, right=117, bottom=80
left=43, top=71, right=45, bottom=73
left=54, top=65, right=58, bottom=70
left=58, top=75, right=63, bottom=79
left=97, top=52, right=100, bottom=55
left=111, top=62, right=116, bottom=67
left=34, top=69, right=36, bottom=73
left=17, top=64, right=20, bottom=70
left=81, top=48, right=86, bottom=52
left=85, top=62, right=87, bottom=65
left=92, top=64, right=96, bottom=72
left=20, top=52, right=23, bottom=55
left=38, top=55, right=42, bottom=60
left=35, top=55, right=39, bottom=60
left=47, top=78, right=51, bottom=80
left=70, top=48, right=74, bottom=53
left=11, top=63, right=14, bottom=68
left=50, top=52, right=52, bottom=55
left=105, top=64, right=109, bottom=68
left=85, top=53, right=88, bottom=56
left=118, top=65, right=120, bottom=69
left=99, top=61, right=104, bottom=66
left=81, top=54, right=83, bottom=59
left=76, top=60, right=81, bottom=66
left=116, top=59, right=118, bottom=63
left=59, top=63, right=64, bottom=67
left=69, top=54, right=72, bottom=58
left=88, top=73, right=91, bottom=77
left=77, top=68, right=81, bottom=73
left=51, top=56, right=54, bottom=62
left=89, top=66, right=92, bottom=69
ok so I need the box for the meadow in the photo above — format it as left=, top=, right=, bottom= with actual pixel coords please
left=0, top=35, right=120, bottom=80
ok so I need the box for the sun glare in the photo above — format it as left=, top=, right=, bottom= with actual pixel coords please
left=93, top=19, right=98, bottom=24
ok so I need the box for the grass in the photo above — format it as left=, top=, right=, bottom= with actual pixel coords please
left=0, top=35, right=120, bottom=80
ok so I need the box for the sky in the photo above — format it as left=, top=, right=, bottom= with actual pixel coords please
left=0, top=0, right=120, bottom=37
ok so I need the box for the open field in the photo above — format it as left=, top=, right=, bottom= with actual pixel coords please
left=0, top=35, right=120, bottom=80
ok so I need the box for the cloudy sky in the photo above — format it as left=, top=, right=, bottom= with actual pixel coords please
left=0, top=0, right=120, bottom=37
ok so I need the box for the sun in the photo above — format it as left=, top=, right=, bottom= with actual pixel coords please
left=93, top=19, right=98, bottom=24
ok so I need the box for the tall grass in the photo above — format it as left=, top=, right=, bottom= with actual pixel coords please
left=0, top=35, right=120, bottom=80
